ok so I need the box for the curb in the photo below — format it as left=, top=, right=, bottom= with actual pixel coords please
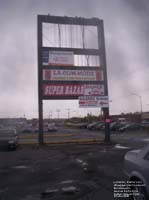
left=19, top=139, right=113, bottom=145
left=19, top=133, right=73, bottom=139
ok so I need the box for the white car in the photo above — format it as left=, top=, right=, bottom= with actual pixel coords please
left=124, top=145, right=149, bottom=199
left=48, top=123, right=57, bottom=132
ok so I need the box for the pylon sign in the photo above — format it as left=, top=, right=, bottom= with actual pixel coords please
left=37, top=15, right=110, bottom=144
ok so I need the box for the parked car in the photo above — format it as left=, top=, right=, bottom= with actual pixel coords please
left=87, top=121, right=103, bottom=130
left=87, top=122, right=99, bottom=130
left=48, top=123, right=57, bottom=132
left=95, top=122, right=105, bottom=130
left=124, top=145, right=149, bottom=199
left=110, top=121, right=128, bottom=131
left=0, top=129, right=18, bottom=150
left=78, top=122, right=89, bottom=129
left=141, top=120, right=149, bottom=129
left=119, top=123, right=143, bottom=132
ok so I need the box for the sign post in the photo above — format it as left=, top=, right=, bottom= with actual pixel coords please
left=37, top=16, right=44, bottom=145
left=98, top=20, right=110, bottom=142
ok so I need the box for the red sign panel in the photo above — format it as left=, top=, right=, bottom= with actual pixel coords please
left=105, top=118, right=110, bottom=123
left=43, top=84, right=104, bottom=97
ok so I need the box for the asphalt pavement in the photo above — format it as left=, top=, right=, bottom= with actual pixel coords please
left=0, top=128, right=149, bottom=200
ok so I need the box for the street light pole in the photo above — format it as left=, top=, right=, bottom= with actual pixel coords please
left=56, top=109, right=60, bottom=120
left=49, top=111, right=52, bottom=119
left=66, top=108, right=70, bottom=119
left=131, top=93, right=143, bottom=120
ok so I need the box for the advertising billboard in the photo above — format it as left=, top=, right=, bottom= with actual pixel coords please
left=42, top=84, right=104, bottom=97
left=79, top=96, right=109, bottom=107
left=42, top=51, right=74, bottom=66
left=43, top=69, right=103, bottom=81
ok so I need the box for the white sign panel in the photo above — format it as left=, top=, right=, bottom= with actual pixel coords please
left=43, top=69, right=103, bottom=81
left=47, top=51, right=74, bottom=66
left=79, top=96, right=109, bottom=108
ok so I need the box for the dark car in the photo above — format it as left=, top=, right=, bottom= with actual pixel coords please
left=119, top=123, right=143, bottom=132
left=110, top=121, right=127, bottom=131
left=97, top=122, right=120, bottom=131
left=87, top=122, right=99, bottom=130
left=87, top=121, right=104, bottom=130
left=78, top=122, right=89, bottom=129
left=124, top=145, right=149, bottom=199
left=141, top=121, right=149, bottom=129
left=0, top=129, right=18, bottom=150
left=95, top=122, right=105, bottom=130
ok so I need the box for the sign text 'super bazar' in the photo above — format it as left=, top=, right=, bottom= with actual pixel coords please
left=43, top=69, right=103, bottom=81
left=43, top=84, right=104, bottom=96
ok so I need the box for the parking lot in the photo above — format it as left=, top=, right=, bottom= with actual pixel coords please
left=0, top=128, right=149, bottom=200
left=18, top=125, right=149, bottom=146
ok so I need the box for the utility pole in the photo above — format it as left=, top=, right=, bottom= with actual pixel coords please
left=66, top=108, right=70, bottom=119
left=100, top=108, right=102, bottom=121
left=57, top=109, right=60, bottom=120
left=49, top=111, right=52, bottom=119
left=131, top=93, right=143, bottom=121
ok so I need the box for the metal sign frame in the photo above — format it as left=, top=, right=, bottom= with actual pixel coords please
left=37, top=15, right=110, bottom=144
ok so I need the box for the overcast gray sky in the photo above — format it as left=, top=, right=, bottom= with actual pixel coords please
left=0, top=0, right=148, bottom=118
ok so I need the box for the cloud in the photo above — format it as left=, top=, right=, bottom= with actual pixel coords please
left=0, top=0, right=148, bottom=117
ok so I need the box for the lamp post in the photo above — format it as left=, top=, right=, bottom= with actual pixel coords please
left=131, top=93, right=142, bottom=120
left=49, top=111, right=52, bottom=119
left=66, top=108, right=70, bottom=119
left=56, top=109, right=60, bottom=119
